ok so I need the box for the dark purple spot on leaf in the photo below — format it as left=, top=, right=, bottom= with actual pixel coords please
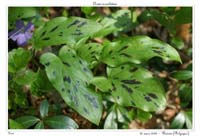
left=63, top=62, right=71, bottom=67
left=52, top=71, right=56, bottom=76
left=144, top=96, right=152, bottom=102
left=109, top=50, right=113, bottom=54
left=61, top=88, right=65, bottom=92
left=131, top=100, right=136, bottom=106
left=42, top=37, right=50, bottom=41
left=41, top=31, right=46, bottom=37
left=120, top=53, right=131, bottom=58
left=67, top=20, right=81, bottom=28
left=121, top=66, right=124, bottom=69
left=79, top=60, right=82, bottom=64
left=147, top=93, right=158, bottom=99
left=121, top=79, right=141, bottom=85
left=91, top=51, right=95, bottom=55
left=112, top=82, right=116, bottom=91
left=154, top=102, right=159, bottom=107
left=50, top=26, right=58, bottom=32
left=83, top=107, right=89, bottom=114
left=77, top=21, right=87, bottom=28
left=83, top=67, right=89, bottom=72
left=72, top=29, right=83, bottom=36
left=59, top=32, right=63, bottom=37
left=121, top=84, right=133, bottom=94
left=130, top=67, right=138, bottom=73
left=64, top=76, right=71, bottom=83
left=73, top=85, right=78, bottom=92
left=152, top=50, right=162, bottom=55
left=45, top=62, right=50, bottom=66
left=118, top=45, right=128, bottom=52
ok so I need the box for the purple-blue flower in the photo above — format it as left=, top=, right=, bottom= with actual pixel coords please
left=9, top=20, right=34, bottom=46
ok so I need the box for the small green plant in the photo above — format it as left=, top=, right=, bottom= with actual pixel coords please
left=8, top=7, right=192, bottom=129
left=9, top=99, right=78, bottom=129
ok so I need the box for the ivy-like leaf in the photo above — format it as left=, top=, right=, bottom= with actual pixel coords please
left=8, top=7, right=37, bottom=29
left=30, top=69, right=54, bottom=95
left=91, top=64, right=166, bottom=112
left=76, top=43, right=103, bottom=68
left=40, top=46, right=102, bottom=125
left=13, top=70, right=37, bottom=85
left=33, top=17, right=102, bottom=49
left=101, top=36, right=181, bottom=67
left=8, top=48, right=32, bottom=73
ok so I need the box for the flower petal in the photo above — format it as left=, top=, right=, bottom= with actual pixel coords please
left=16, top=34, right=27, bottom=46
left=25, top=32, right=32, bottom=40
left=24, top=22, right=34, bottom=32
left=16, top=20, right=24, bottom=29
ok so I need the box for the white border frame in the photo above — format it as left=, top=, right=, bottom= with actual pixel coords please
left=1, top=0, right=199, bottom=136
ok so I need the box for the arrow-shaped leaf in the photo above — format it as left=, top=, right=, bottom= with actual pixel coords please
left=40, top=46, right=102, bottom=125
left=101, top=36, right=181, bottom=67
left=33, top=17, right=102, bottom=49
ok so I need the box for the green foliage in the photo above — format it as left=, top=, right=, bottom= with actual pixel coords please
left=8, top=7, right=191, bottom=129
left=171, top=70, right=192, bottom=80
left=139, top=7, right=192, bottom=35
left=92, top=64, right=166, bottom=112
left=101, top=36, right=181, bottom=67
left=179, top=84, right=192, bottom=108
left=8, top=48, right=32, bottom=73
left=8, top=7, right=37, bottom=29
left=76, top=43, right=103, bottom=68
left=45, top=116, right=79, bottom=129
left=175, top=7, right=192, bottom=24
left=40, top=46, right=103, bottom=125
left=33, top=17, right=102, bottom=49
left=170, top=110, right=192, bottom=129
left=15, top=116, right=40, bottom=128
left=40, top=99, right=49, bottom=118
left=10, top=99, right=78, bottom=129
left=95, top=9, right=137, bottom=37
left=9, top=119, right=24, bottom=129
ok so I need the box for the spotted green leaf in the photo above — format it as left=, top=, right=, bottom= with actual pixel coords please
left=101, top=36, right=181, bottom=67
left=8, top=48, right=32, bottom=73
left=76, top=43, right=103, bottom=68
left=95, top=9, right=137, bottom=37
left=8, top=7, right=37, bottom=29
left=33, top=17, right=102, bottom=49
left=40, top=46, right=102, bottom=125
left=91, top=64, right=166, bottom=112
